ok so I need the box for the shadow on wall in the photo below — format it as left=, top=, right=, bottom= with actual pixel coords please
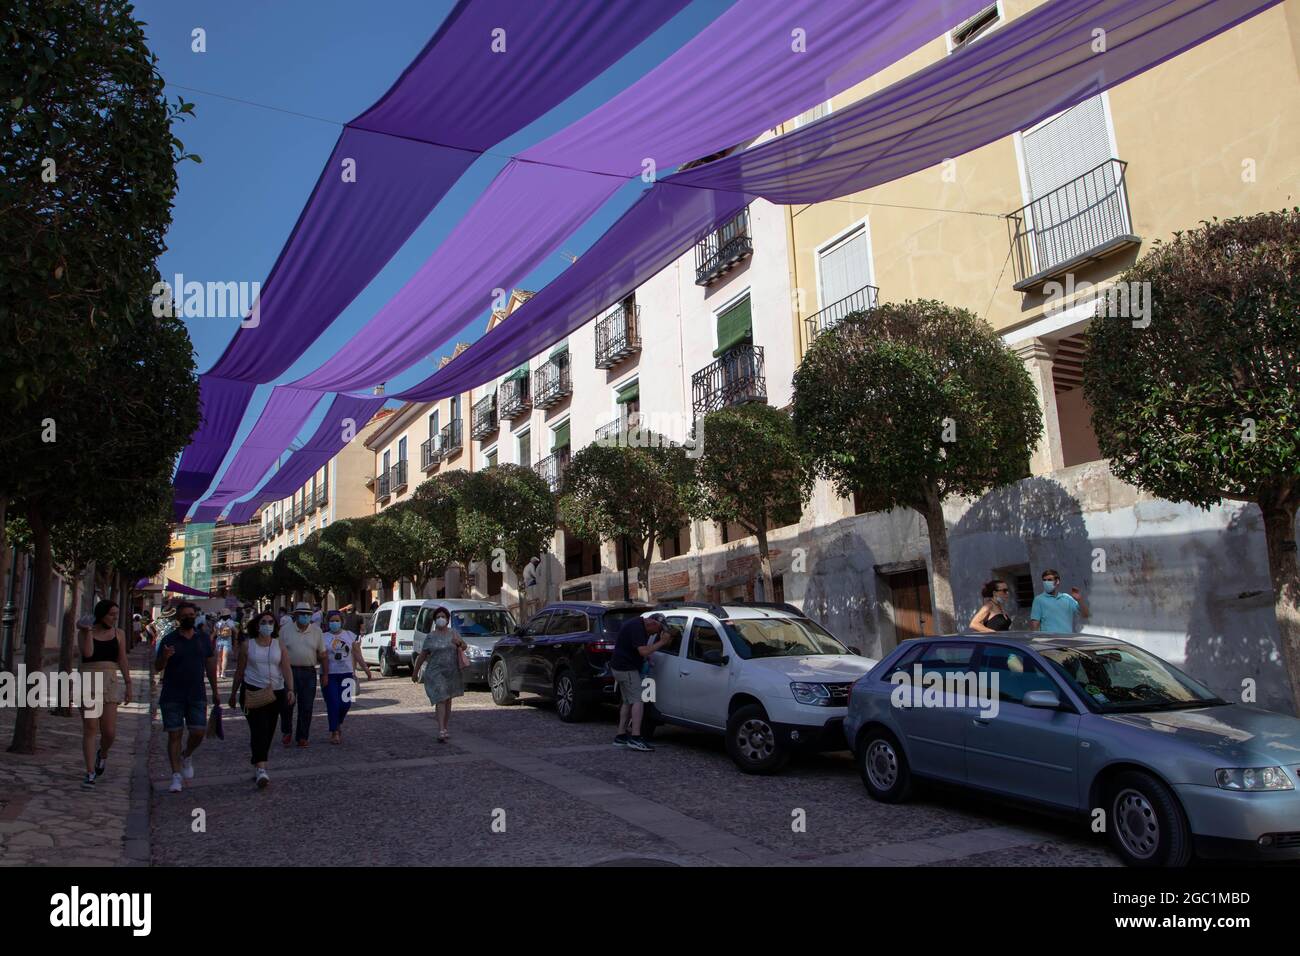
left=796, top=524, right=885, bottom=658
left=1183, top=504, right=1293, bottom=715
left=950, top=476, right=1093, bottom=629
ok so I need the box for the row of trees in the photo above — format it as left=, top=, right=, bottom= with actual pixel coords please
left=1, top=2, right=202, bottom=751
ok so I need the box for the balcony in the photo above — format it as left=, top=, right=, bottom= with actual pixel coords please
left=470, top=393, right=498, bottom=441
left=691, top=344, right=767, bottom=419
left=315, top=486, right=327, bottom=508
left=440, top=418, right=463, bottom=459
left=806, top=284, right=879, bottom=341
left=1007, top=159, right=1139, bottom=292
left=594, top=417, right=622, bottom=445
left=376, top=472, right=391, bottom=502
left=694, top=207, right=753, bottom=286
left=534, top=446, right=571, bottom=493
left=420, top=436, right=442, bottom=472
left=292, top=502, right=304, bottom=524
left=594, top=304, right=641, bottom=369
left=305, top=495, right=317, bottom=516
left=533, top=354, right=572, bottom=409
left=273, top=517, right=283, bottom=534
left=390, top=459, right=408, bottom=494
left=499, top=373, right=532, bottom=421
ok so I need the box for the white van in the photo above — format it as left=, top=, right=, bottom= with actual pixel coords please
left=359, top=599, right=425, bottom=676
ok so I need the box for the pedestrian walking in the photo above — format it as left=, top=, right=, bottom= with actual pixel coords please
left=279, top=602, right=325, bottom=748
left=969, top=579, right=1014, bottom=632
left=155, top=601, right=219, bottom=793
left=412, top=606, right=468, bottom=743
left=321, top=608, right=369, bottom=744
left=75, top=600, right=132, bottom=789
left=1029, top=568, right=1089, bottom=633
left=610, top=612, right=675, bottom=752
left=230, top=612, right=295, bottom=789
left=214, top=613, right=235, bottom=675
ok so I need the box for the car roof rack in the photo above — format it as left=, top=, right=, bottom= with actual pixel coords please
left=738, top=601, right=807, bottom=617
left=651, top=600, right=807, bottom=619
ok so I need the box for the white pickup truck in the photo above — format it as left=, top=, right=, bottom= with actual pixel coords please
left=641, top=603, right=876, bottom=774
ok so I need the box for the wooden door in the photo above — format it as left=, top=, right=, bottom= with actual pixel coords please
left=888, top=569, right=933, bottom=642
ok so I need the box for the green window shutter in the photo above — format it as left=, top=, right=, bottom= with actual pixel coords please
left=552, top=420, right=570, bottom=451
left=615, top=381, right=640, bottom=405
left=713, top=296, right=753, bottom=357
left=504, top=364, right=528, bottom=382
left=550, top=341, right=569, bottom=359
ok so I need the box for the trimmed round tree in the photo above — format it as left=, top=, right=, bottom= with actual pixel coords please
left=793, top=300, right=1042, bottom=632
left=691, top=403, right=811, bottom=599
left=1084, top=209, right=1300, bottom=711
left=455, top=465, right=556, bottom=619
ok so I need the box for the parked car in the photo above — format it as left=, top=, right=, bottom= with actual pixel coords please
left=359, top=599, right=424, bottom=676
left=637, top=602, right=875, bottom=774
left=410, top=599, right=517, bottom=686
left=845, top=632, right=1300, bottom=866
left=489, top=601, right=652, bottom=721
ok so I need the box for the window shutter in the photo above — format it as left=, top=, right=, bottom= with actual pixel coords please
left=1020, top=96, right=1111, bottom=199
left=552, top=421, right=570, bottom=451
left=615, top=381, right=639, bottom=405
left=818, top=227, right=871, bottom=306
left=713, top=296, right=753, bottom=357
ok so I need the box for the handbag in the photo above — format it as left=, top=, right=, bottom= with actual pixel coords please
left=243, top=642, right=277, bottom=710
left=456, top=643, right=471, bottom=670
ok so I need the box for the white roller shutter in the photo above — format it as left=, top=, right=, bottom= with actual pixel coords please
left=817, top=226, right=872, bottom=307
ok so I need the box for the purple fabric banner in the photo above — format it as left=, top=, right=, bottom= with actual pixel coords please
left=224, top=394, right=386, bottom=526
left=404, top=0, right=1280, bottom=401
left=172, top=0, right=692, bottom=518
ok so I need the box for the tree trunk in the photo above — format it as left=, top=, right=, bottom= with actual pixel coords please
left=513, top=564, right=528, bottom=622
left=54, top=572, right=80, bottom=716
left=1259, top=490, right=1300, bottom=715
left=635, top=539, right=653, bottom=603
left=920, top=490, right=956, bottom=635
left=9, top=508, right=52, bottom=754
left=755, top=524, right=775, bottom=601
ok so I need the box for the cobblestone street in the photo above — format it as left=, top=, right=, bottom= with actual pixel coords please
left=148, top=668, right=1120, bottom=867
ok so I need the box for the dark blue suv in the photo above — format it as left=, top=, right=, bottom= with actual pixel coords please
left=489, top=601, right=652, bottom=721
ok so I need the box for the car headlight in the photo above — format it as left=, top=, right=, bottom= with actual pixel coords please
left=790, top=682, right=832, bottom=706
left=465, top=644, right=488, bottom=658
left=1215, top=767, right=1294, bottom=791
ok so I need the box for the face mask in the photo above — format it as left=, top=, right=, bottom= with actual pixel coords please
left=296, top=614, right=311, bottom=626
left=259, top=623, right=274, bottom=637
left=179, top=616, right=196, bottom=630
left=435, top=616, right=449, bottom=629
left=328, top=621, right=342, bottom=633
left=1043, top=581, right=1057, bottom=594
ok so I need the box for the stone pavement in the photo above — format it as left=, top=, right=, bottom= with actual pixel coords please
left=147, top=666, right=1121, bottom=868
left=0, top=645, right=153, bottom=867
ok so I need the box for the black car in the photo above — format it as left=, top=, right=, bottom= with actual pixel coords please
left=489, top=601, right=652, bottom=721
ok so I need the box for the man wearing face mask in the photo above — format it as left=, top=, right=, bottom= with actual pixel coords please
left=1029, top=568, right=1089, bottom=633
left=279, top=601, right=326, bottom=748
left=155, top=601, right=219, bottom=793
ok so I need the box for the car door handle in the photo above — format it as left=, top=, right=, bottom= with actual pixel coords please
left=679, top=671, right=689, bottom=677
left=971, top=718, right=989, bottom=727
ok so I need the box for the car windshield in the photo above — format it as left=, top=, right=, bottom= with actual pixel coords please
left=724, top=618, right=848, bottom=659
left=602, top=610, right=649, bottom=634
left=450, top=610, right=516, bottom=637
left=1040, top=645, right=1226, bottom=713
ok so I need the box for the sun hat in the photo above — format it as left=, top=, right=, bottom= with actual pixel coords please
left=292, top=601, right=312, bottom=614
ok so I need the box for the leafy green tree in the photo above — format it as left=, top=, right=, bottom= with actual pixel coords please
left=315, top=519, right=369, bottom=609
left=412, top=471, right=476, bottom=596
left=559, top=439, right=694, bottom=601
left=272, top=547, right=309, bottom=604
left=1084, top=210, right=1300, bottom=711
left=233, top=562, right=276, bottom=606
left=457, top=466, right=556, bottom=618
left=793, top=301, right=1041, bottom=632
left=690, top=404, right=811, bottom=599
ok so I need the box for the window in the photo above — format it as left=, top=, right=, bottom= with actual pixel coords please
left=547, top=611, right=589, bottom=635
left=949, top=3, right=1000, bottom=51
left=428, top=410, right=439, bottom=439
left=398, top=605, right=420, bottom=630
left=523, top=612, right=551, bottom=636
left=657, top=615, right=688, bottom=656
left=398, top=436, right=407, bottom=462
left=382, top=450, right=390, bottom=476
left=562, top=582, right=593, bottom=601
left=451, top=609, right=515, bottom=637
left=374, top=609, right=392, bottom=633
left=817, top=223, right=872, bottom=308
left=995, top=563, right=1035, bottom=610
left=659, top=525, right=690, bottom=559
left=688, top=621, right=725, bottom=663
left=416, top=607, right=435, bottom=634
left=976, top=645, right=1059, bottom=705
left=516, top=429, right=531, bottom=466
left=713, top=294, right=752, bottom=357
left=484, top=447, right=497, bottom=469
left=793, top=100, right=831, bottom=128
left=551, top=419, right=570, bottom=453
left=487, top=568, right=502, bottom=595
left=915, top=642, right=978, bottom=679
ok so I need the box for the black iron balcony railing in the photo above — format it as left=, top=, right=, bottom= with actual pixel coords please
left=470, top=393, right=498, bottom=441
left=691, top=343, right=767, bottom=419
left=293, top=502, right=304, bottom=523
left=594, top=304, right=641, bottom=369
left=376, top=472, right=391, bottom=502
left=390, top=459, right=408, bottom=494
left=594, top=418, right=622, bottom=445
left=305, top=494, right=317, bottom=515
left=315, top=486, right=328, bottom=508
left=440, top=418, right=463, bottom=458
left=499, top=374, right=532, bottom=420
left=1006, top=159, right=1139, bottom=291
left=420, top=436, right=441, bottom=472
left=273, top=517, right=284, bottom=534
left=695, top=207, right=753, bottom=286
left=534, top=446, right=571, bottom=493
left=806, top=284, right=879, bottom=342
left=533, top=355, right=572, bottom=409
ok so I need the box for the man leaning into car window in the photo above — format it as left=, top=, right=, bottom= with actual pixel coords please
left=611, top=613, right=675, bottom=753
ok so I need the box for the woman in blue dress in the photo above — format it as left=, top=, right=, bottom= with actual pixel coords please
left=412, top=606, right=468, bottom=743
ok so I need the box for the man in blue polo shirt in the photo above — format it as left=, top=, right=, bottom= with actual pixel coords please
left=1029, top=568, right=1089, bottom=633
left=156, top=601, right=219, bottom=793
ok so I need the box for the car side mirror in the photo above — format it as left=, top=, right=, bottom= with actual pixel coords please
left=1022, top=689, right=1061, bottom=709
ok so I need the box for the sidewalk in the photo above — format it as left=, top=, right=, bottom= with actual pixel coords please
left=0, top=645, right=154, bottom=867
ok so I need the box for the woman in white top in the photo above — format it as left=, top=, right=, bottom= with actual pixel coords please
left=230, top=611, right=295, bottom=789
left=321, top=608, right=371, bottom=745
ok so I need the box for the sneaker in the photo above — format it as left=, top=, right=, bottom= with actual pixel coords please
left=255, top=768, right=269, bottom=790
left=81, top=772, right=96, bottom=789
left=626, top=736, right=654, bottom=752
left=181, top=755, right=194, bottom=780
left=296, top=739, right=308, bottom=748
left=168, top=773, right=183, bottom=793
left=94, top=749, right=106, bottom=777
left=613, top=734, right=630, bottom=748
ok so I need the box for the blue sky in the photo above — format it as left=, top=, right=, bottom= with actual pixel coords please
left=136, top=0, right=732, bottom=476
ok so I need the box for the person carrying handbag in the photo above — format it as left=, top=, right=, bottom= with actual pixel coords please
left=230, top=611, right=295, bottom=789
left=411, top=606, right=468, bottom=744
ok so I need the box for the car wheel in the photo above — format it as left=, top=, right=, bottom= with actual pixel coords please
left=725, top=704, right=790, bottom=775
left=1107, top=770, right=1192, bottom=867
left=553, top=670, right=588, bottom=723
left=489, top=660, right=517, bottom=706
left=379, top=651, right=394, bottom=678
left=857, top=727, right=912, bottom=803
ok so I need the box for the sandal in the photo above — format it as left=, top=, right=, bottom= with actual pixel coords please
left=437, top=729, right=449, bottom=743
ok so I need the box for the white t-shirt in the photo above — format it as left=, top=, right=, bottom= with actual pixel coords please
left=244, top=639, right=285, bottom=690
left=323, top=631, right=359, bottom=675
